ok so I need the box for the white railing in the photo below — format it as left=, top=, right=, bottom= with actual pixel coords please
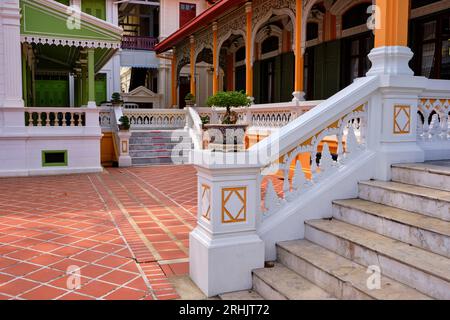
left=25, top=107, right=86, bottom=127
left=123, top=108, right=186, bottom=129
left=185, top=106, right=203, bottom=150
left=99, top=106, right=112, bottom=130
left=195, top=101, right=321, bottom=130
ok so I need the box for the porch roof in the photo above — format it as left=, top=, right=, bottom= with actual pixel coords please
left=20, top=0, right=123, bottom=49
left=155, top=0, right=246, bottom=54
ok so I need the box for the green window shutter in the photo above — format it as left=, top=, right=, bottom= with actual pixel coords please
left=253, top=61, right=261, bottom=104
left=35, top=80, right=69, bottom=107
left=280, top=52, right=295, bottom=102
left=324, top=40, right=341, bottom=98
left=274, top=55, right=282, bottom=103
left=81, top=0, right=106, bottom=20
left=314, top=43, right=325, bottom=100
left=95, top=74, right=107, bottom=105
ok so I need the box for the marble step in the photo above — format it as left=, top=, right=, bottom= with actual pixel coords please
left=392, top=163, right=450, bottom=191
left=129, top=143, right=193, bottom=151
left=252, top=262, right=334, bottom=300
left=131, top=130, right=189, bottom=138
left=131, top=156, right=189, bottom=165
left=277, top=240, right=430, bottom=300
left=358, top=180, right=450, bottom=221
left=129, top=136, right=192, bottom=144
left=305, top=219, right=450, bottom=299
left=219, top=290, right=264, bottom=300
left=129, top=149, right=191, bottom=158
left=333, top=199, right=450, bottom=258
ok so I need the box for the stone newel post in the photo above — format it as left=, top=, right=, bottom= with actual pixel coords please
left=190, top=154, right=264, bottom=297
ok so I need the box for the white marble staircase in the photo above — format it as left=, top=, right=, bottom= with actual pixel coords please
left=221, top=161, right=450, bottom=300
left=129, top=130, right=193, bottom=166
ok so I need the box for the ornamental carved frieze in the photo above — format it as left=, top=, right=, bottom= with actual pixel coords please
left=176, top=39, right=190, bottom=75
left=252, top=0, right=296, bottom=25
left=217, top=7, right=246, bottom=41
left=194, top=29, right=213, bottom=59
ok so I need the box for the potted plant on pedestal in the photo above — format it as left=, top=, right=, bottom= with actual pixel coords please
left=111, top=92, right=123, bottom=107
left=204, top=91, right=252, bottom=152
left=184, top=93, right=196, bottom=107
left=118, top=115, right=130, bottom=131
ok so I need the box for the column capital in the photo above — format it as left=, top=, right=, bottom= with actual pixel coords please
left=190, top=35, right=195, bottom=44
left=245, top=2, right=252, bottom=13
left=212, top=21, right=218, bottom=32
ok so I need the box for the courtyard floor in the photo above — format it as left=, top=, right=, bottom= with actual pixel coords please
left=0, top=165, right=198, bottom=300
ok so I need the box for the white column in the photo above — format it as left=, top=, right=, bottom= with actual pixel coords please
left=69, top=74, right=75, bottom=107
left=0, top=0, right=23, bottom=109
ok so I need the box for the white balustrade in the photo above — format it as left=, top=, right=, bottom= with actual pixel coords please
left=417, top=98, right=450, bottom=142
left=25, top=107, right=87, bottom=127
left=123, top=108, right=187, bottom=129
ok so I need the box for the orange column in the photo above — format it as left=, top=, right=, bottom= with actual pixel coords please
left=171, top=48, right=177, bottom=107
left=294, top=0, right=304, bottom=95
left=212, top=22, right=219, bottom=94
left=190, top=36, right=196, bottom=97
left=374, top=0, right=410, bottom=47
left=245, top=2, right=253, bottom=97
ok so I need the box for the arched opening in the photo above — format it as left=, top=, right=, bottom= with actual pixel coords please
left=218, top=34, right=245, bottom=94
left=253, top=14, right=294, bottom=104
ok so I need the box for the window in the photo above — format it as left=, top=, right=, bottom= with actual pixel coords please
left=413, top=11, right=450, bottom=79
left=81, top=0, right=106, bottom=20
left=180, top=3, right=196, bottom=28
left=235, top=47, right=246, bottom=62
left=261, top=36, right=279, bottom=55
left=307, top=23, right=319, bottom=41
left=343, top=32, right=374, bottom=86
left=411, top=0, right=442, bottom=9
left=42, top=150, right=68, bottom=167
left=342, top=3, right=371, bottom=30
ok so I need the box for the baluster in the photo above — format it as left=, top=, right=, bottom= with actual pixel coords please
left=62, top=112, right=66, bottom=127
left=78, top=113, right=83, bottom=127
left=337, top=132, right=344, bottom=162
left=416, top=117, right=424, bottom=140
left=70, top=112, right=75, bottom=127
left=292, top=160, right=308, bottom=192
left=282, top=168, right=290, bottom=196
left=264, top=179, right=280, bottom=216
left=430, top=114, right=441, bottom=141
left=422, top=111, right=430, bottom=140
left=36, top=112, right=42, bottom=127
left=440, top=112, right=449, bottom=140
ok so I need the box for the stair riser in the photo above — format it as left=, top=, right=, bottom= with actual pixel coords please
left=358, top=184, right=450, bottom=222
left=130, top=137, right=191, bottom=144
left=132, top=157, right=189, bottom=165
left=131, top=131, right=188, bottom=138
left=305, top=224, right=450, bottom=299
left=252, top=274, right=287, bottom=300
left=277, top=246, right=372, bottom=300
left=333, top=204, right=450, bottom=258
left=391, top=167, right=450, bottom=191
left=130, top=150, right=191, bottom=158
left=129, top=144, right=192, bottom=151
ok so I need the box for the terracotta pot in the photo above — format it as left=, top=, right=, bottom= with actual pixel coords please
left=203, top=124, right=248, bottom=152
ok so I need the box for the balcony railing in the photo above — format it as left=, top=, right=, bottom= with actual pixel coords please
left=121, top=36, right=158, bottom=50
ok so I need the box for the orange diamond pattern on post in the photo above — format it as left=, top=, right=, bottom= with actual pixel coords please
left=221, top=187, right=247, bottom=223
left=201, top=184, right=211, bottom=220
left=393, top=105, right=411, bottom=134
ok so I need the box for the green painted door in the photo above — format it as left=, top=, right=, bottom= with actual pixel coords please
left=35, top=80, right=69, bottom=107
left=95, top=74, right=107, bottom=105
left=82, top=0, right=106, bottom=20
left=313, top=40, right=341, bottom=100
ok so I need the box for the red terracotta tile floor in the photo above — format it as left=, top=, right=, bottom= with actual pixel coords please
left=0, top=165, right=283, bottom=300
left=0, top=165, right=198, bottom=300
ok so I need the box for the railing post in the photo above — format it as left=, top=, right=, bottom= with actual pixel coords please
left=117, top=130, right=132, bottom=167
left=190, top=156, right=264, bottom=297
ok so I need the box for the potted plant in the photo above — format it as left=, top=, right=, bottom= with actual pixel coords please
left=118, top=115, right=130, bottom=131
left=111, top=92, right=123, bottom=107
left=204, top=91, right=252, bottom=152
left=185, top=93, right=196, bottom=107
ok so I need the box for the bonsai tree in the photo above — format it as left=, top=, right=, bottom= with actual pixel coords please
left=111, top=92, right=123, bottom=106
left=206, top=91, right=251, bottom=124
left=185, top=93, right=196, bottom=104
left=118, top=115, right=130, bottom=130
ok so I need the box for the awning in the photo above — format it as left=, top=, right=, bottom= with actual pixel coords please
left=155, top=0, right=246, bottom=54
left=20, top=0, right=122, bottom=49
